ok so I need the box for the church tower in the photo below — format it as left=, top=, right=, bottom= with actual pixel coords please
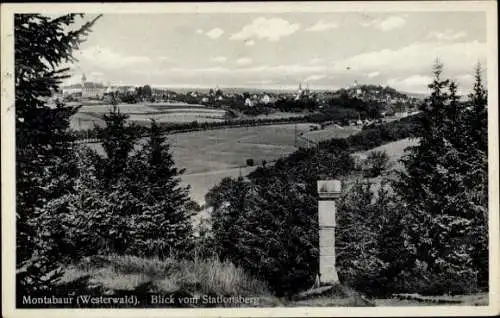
left=80, top=73, right=87, bottom=98
left=81, top=73, right=87, bottom=87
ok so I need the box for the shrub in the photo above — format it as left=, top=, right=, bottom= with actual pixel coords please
left=362, top=150, right=390, bottom=178
left=246, top=158, right=254, bottom=166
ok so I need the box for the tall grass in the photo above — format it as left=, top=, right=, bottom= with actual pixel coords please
left=60, top=254, right=270, bottom=297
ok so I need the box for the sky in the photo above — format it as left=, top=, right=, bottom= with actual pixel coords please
left=63, top=11, right=488, bottom=94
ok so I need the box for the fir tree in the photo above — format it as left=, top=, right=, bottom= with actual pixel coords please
left=126, top=119, right=193, bottom=257
left=464, top=64, right=489, bottom=288
left=336, top=180, right=387, bottom=295
left=15, top=14, right=100, bottom=296
left=396, top=61, right=485, bottom=293
left=93, top=96, right=139, bottom=187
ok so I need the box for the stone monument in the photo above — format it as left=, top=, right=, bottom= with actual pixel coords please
left=317, top=180, right=341, bottom=284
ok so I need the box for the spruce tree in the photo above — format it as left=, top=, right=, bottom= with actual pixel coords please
left=15, top=14, right=100, bottom=296
left=396, top=61, right=484, bottom=294
left=93, top=96, right=139, bottom=187
left=126, top=119, right=193, bottom=257
left=464, top=64, right=489, bottom=288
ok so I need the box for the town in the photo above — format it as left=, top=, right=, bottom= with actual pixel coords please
left=54, top=72, right=422, bottom=132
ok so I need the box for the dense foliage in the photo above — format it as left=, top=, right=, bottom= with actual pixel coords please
left=16, top=14, right=194, bottom=301
left=15, top=13, right=101, bottom=296
left=207, top=177, right=319, bottom=296
left=53, top=107, right=195, bottom=259
left=393, top=62, right=489, bottom=294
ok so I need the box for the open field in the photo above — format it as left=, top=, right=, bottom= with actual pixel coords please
left=352, top=137, right=420, bottom=171
left=84, top=123, right=380, bottom=204
left=70, top=103, right=227, bottom=130
left=303, top=125, right=361, bottom=143
left=182, top=167, right=257, bottom=204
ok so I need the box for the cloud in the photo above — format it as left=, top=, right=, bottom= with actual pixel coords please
left=195, top=29, right=204, bottom=34
left=212, top=56, right=227, bottom=63
left=88, top=71, right=104, bottom=82
left=377, top=16, right=406, bottom=31
left=331, top=41, right=487, bottom=75
left=304, top=74, right=326, bottom=82
left=361, top=15, right=407, bottom=31
left=169, top=66, right=228, bottom=74
left=367, top=71, right=380, bottom=78
left=235, top=57, right=253, bottom=65
left=230, top=17, right=300, bottom=42
left=158, top=56, right=174, bottom=62
left=206, top=27, right=224, bottom=39
left=167, top=63, right=325, bottom=76
left=76, top=46, right=152, bottom=70
left=245, top=39, right=256, bottom=46
left=387, top=75, right=433, bottom=93
left=247, top=79, right=274, bottom=85
left=309, top=58, right=323, bottom=65
left=428, top=29, right=467, bottom=41
left=306, top=20, right=338, bottom=32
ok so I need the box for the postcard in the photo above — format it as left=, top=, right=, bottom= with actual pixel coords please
left=1, top=1, right=498, bottom=317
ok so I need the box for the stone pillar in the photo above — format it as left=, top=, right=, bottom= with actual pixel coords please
left=317, top=180, right=341, bottom=285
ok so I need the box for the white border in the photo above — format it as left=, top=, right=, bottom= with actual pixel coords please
left=1, top=2, right=499, bottom=317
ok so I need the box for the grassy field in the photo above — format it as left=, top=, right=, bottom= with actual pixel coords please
left=352, top=137, right=420, bottom=172
left=70, top=103, right=227, bottom=130
left=57, top=255, right=280, bottom=308
left=85, top=123, right=374, bottom=204
left=303, top=125, right=361, bottom=143
left=55, top=255, right=488, bottom=308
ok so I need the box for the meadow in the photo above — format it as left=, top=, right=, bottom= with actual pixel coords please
left=70, top=103, right=227, bottom=130
left=84, top=122, right=369, bottom=204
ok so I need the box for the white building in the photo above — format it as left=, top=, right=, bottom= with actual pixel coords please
left=261, top=94, right=271, bottom=104
left=62, top=73, right=105, bottom=99
left=244, top=98, right=255, bottom=107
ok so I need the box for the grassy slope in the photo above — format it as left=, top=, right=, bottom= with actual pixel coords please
left=57, top=255, right=377, bottom=308
left=57, top=255, right=487, bottom=308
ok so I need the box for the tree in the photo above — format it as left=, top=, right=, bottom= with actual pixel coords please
left=15, top=13, right=101, bottom=296
left=463, top=64, right=489, bottom=288
left=40, top=147, right=137, bottom=259
left=142, top=85, right=152, bottom=100
left=336, top=180, right=392, bottom=295
left=209, top=177, right=252, bottom=260
left=395, top=61, right=486, bottom=294
left=209, top=177, right=319, bottom=296
left=363, top=150, right=390, bottom=178
left=93, top=101, right=139, bottom=187
left=125, top=119, right=194, bottom=257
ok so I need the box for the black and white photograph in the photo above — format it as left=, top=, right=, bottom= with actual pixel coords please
left=1, top=2, right=498, bottom=317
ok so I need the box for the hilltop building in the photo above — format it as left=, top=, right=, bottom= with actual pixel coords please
left=62, top=73, right=106, bottom=99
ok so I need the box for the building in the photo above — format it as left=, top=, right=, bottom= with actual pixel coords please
left=81, top=73, right=105, bottom=99
left=62, top=73, right=106, bottom=99
left=261, top=94, right=271, bottom=104
left=244, top=97, right=255, bottom=107
left=295, top=82, right=310, bottom=100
